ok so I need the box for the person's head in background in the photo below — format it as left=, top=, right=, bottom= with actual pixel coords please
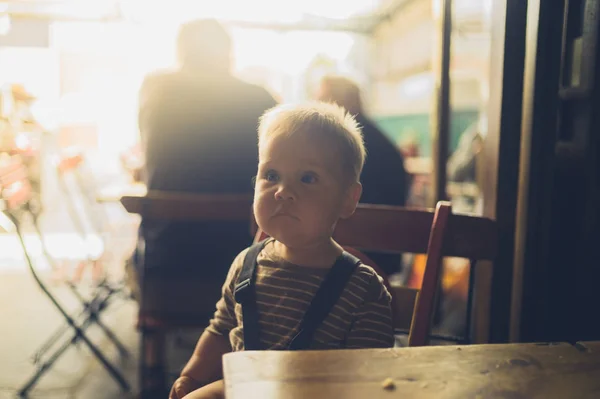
left=176, top=19, right=232, bottom=75
left=316, top=75, right=364, bottom=116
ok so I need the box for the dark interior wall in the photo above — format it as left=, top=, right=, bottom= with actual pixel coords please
left=517, top=0, right=600, bottom=343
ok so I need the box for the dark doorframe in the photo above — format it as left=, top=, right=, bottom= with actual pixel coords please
left=512, top=0, right=564, bottom=343
left=479, top=0, right=529, bottom=343
left=514, top=0, right=600, bottom=342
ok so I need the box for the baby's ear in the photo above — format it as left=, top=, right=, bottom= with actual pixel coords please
left=340, top=182, right=362, bottom=219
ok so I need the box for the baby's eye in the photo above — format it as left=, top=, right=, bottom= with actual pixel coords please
left=264, top=170, right=279, bottom=182
left=301, top=173, right=318, bottom=184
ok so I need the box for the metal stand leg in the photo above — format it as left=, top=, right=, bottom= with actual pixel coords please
left=31, top=281, right=129, bottom=362
left=30, top=213, right=129, bottom=356
left=10, top=213, right=130, bottom=396
left=19, top=306, right=130, bottom=397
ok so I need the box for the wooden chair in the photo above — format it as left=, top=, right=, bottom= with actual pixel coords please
left=335, top=201, right=497, bottom=346
left=120, top=191, right=254, bottom=398
left=124, top=193, right=496, bottom=395
left=0, top=156, right=130, bottom=397
left=255, top=201, right=497, bottom=346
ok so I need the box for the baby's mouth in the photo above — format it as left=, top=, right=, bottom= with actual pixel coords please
left=272, top=208, right=299, bottom=220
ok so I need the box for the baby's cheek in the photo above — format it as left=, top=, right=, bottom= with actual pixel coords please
left=254, top=197, right=272, bottom=224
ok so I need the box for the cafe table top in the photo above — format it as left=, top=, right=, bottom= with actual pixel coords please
left=223, top=341, right=600, bottom=399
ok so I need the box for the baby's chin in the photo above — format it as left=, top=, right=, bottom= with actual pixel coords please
left=262, top=228, right=310, bottom=249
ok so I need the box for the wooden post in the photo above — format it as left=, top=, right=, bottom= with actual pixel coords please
left=430, top=0, right=452, bottom=206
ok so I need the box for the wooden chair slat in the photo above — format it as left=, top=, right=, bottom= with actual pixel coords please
left=408, top=202, right=452, bottom=346
left=333, top=204, right=497, bottom=259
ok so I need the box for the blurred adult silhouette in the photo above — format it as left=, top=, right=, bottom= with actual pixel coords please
left=134, top=19, right=277, bottom=282
left=317, top=75, right=408, bottom=275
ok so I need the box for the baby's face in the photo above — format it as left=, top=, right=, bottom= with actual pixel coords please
left=254, top=132, right=358, bottom=249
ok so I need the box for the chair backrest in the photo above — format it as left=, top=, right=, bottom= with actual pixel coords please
left=121, top=191, right=254, bottom=222
left=254, top=201, right=497, bottom=346
left=0, top=157, right=32, bottom=212
left=333, top=203, right=496, bottom=259
left=120, top=192, right=256, bottom=326
left=340, top=202, right=496, bottom=346
left=124, top=193, right=497, bottom=342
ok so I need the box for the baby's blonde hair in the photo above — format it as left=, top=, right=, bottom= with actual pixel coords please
left=258, top=102, right=366, bottom=184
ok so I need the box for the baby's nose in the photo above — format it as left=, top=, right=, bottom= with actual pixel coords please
left=274, top=184, right=296, bottom=201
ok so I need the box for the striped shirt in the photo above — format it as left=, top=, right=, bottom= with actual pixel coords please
left=207, top=239, right=394, bottom=350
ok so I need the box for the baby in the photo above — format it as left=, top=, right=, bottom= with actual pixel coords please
left=170, top=102, right=394, bottom=399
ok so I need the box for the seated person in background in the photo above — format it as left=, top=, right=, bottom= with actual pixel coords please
left=169, top=102, right=394, bottom=399
left=134, top=19, right=277, bottom=286
left=447, top=117, right=486, bottom=214
left=447, top=121, right=483, bottom=184
left=317, top=75, right=408, bottom=276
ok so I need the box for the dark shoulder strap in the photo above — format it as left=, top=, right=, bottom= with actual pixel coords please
left=234, top=240, right=268, bottom=351
left=288, top=251, right=361, bottom=350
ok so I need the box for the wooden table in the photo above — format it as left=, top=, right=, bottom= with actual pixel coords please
left=223, top=342, right=600, bottom=398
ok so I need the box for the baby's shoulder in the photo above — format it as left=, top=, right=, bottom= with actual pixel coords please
left=351, top=263, right=380, bottom=284
left=349, top=263, right=390, bottom=302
